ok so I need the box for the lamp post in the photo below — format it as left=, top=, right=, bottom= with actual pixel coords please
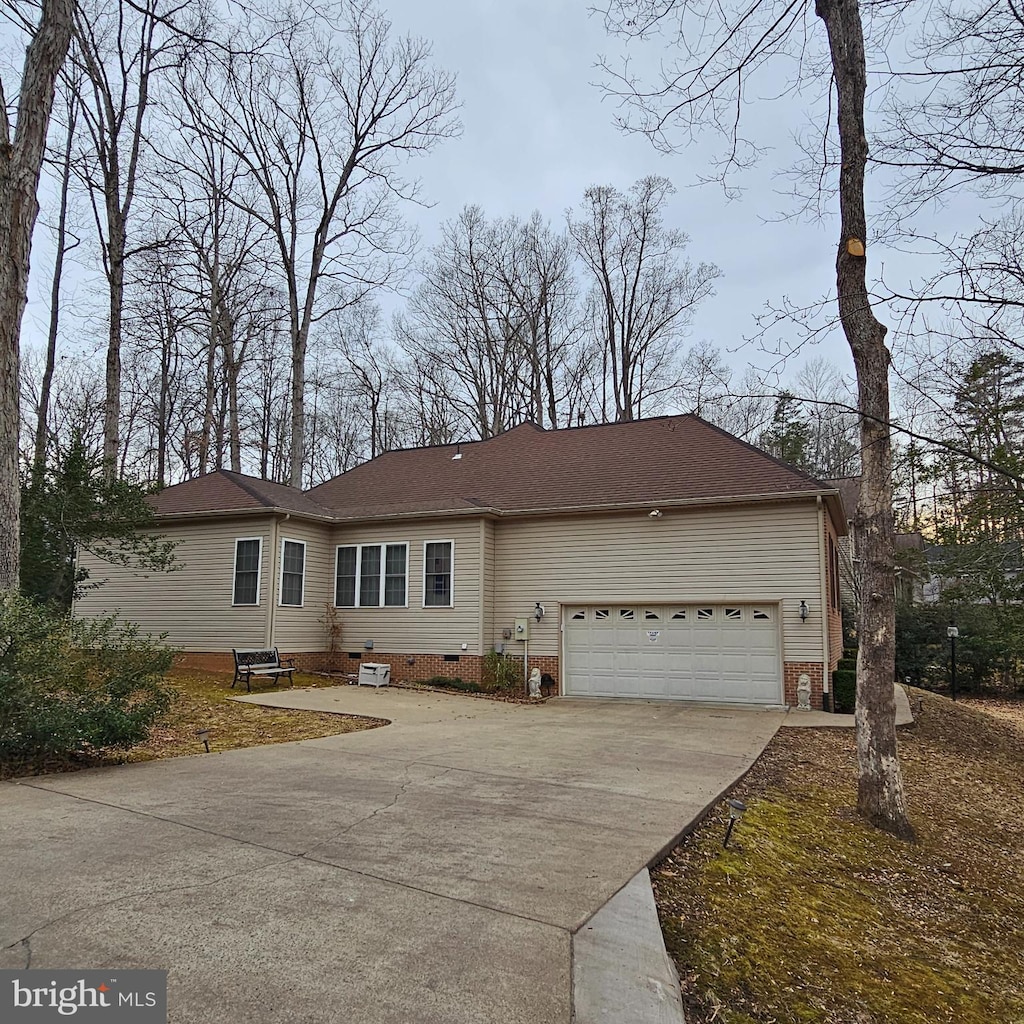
left=947, top=624, right=959, bottom=701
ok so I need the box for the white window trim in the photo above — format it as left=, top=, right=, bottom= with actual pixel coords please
left=279, top=538, right=306, bottom=608
left=422, top=539, right=455, bottom=609
left=335, top=542, right=409, bottom=609
left=232, top=537, right=263, bottom=607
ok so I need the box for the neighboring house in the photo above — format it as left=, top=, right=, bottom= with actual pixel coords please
left=74, top=416, right=847, bottom=709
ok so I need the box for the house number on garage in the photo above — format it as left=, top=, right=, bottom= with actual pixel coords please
left=647, top=631, right=661, bottom=643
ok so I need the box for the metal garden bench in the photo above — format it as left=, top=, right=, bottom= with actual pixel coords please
left=231, top=648, right=296, bottom=692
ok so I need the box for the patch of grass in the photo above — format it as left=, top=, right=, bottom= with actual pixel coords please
left=1, top=668, right=384, bottom=779
left=653, top=690, right=1024, bottom=1024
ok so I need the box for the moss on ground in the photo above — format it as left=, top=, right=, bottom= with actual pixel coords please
left=653, top=691, right=1024, bottom=1024
left=2, top=668, right=384, bottom=779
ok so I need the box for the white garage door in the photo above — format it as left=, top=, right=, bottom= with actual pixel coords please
left=563, top=603, right=782, bottom=704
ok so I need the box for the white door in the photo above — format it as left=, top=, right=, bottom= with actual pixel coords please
left=562, top=603, right=782, bottom=704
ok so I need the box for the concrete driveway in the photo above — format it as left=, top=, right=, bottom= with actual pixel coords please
left=0, top=688, right=783, bottom=1023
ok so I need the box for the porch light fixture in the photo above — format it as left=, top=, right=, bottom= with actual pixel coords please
left=723, top=799, right=747, bottom=848
left=799, top=600, right=809, bottom=621
left=195, top=728, right=211, bottom=754
left=534, top=603, right=545, bottom=622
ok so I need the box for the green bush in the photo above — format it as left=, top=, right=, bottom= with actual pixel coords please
left=482, top=648, right=522, bottom=691
left=0, top=595, right=174, bottom=761
left=896, top=603, right=1024, bottom=694
left=423, top=675, right=481, bottom=692
left=831, top=669, right=857, bottom=713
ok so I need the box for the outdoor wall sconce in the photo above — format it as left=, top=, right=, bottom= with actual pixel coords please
left=195, top=728, right=211, bottom=754
left=799, top=600, right=809, bottom=621
left=723, top=799, right=747, bottom=848
left=534, top=603, right=545, bottom=622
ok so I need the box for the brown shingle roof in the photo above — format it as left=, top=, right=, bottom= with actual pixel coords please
left=151, top=417, right=844, bottom=527
left=825, top=476, right=860, bottom=521
left=309, top=415, right=837, bottom=519
left=150, top=470, right=332, bottom=518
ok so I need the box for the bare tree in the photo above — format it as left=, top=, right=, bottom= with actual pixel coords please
left=0, top=0, right=74, bottom=590
left=188, top=0, right=459, bottom=486
left=32, top=77, right=80, bottom=476
left=796, top=357, right=860, bottom=478
left=599, top=0, right=915, bottom=838
left=569, top=176, right=721, bottom=422
left=69, top=0, right=196, bottom=478
left=500, top=212, right=583, bottom=428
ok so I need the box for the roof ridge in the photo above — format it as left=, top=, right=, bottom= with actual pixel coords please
left=692, top=414, right=835, bottom=490
left=218, top=470, right=276, bottom=507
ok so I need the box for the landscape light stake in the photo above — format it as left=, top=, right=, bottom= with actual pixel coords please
left=723, top=799, right=747, bottom=848
left=196, top=728, right=211, bottom=753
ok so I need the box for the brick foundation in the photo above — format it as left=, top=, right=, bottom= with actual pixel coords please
left=178, top=650, right=818, bottom=707
left=784, top=661, right=825, bottom=709
left=173, top=650, right=562, bottom=691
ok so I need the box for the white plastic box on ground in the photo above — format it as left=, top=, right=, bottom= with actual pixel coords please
left=357, top=663, right=391, bottom=687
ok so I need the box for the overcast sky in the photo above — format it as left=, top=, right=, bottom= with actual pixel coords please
left=371, top=0, right=990, bottom=383
left=20, top=0, right=992, bottom=389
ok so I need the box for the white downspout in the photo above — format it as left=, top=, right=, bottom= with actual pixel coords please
left=817, top=496, right=831, bottom=700
left=266, top=513, right=290, bottom=648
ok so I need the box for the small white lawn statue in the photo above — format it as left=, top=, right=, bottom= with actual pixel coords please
left=796, top=673, right=812, bottom=711
left=528, top=667, right=543, bottom=698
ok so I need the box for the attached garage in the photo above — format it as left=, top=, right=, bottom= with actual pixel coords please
left=562, top=603, right=783, bottom=705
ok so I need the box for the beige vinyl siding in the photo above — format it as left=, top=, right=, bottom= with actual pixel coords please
left=492, top=501, right=826, bottom=664
left=329, top=518, right=482, bottom=654
left=73, top=516, right=275, bottom=650
left=272, top=519, right=335, bottom=651
left=481, top=518, right=495, bottom=654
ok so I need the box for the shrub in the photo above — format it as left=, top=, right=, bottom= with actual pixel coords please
left=896, top=603, right=1024, bottom=694
left=0, top=595, right=175, bottom=762
left=831, top=669, right=857, bottom=713
left=482, top=649, right=522, bottom=691
left=423, top=675, right=481, bottom=692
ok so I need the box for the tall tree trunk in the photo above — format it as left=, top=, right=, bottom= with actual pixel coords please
left=817, top=0, right=914, bottom=840
left=289, top=322, right=307, bottom=487
left=157, top=314, right=171, bottom=487
left=33, top=92, right=77, bottom=477
left=226, top=346, right=242, bottom=472
left=103, top=223, right=125, bottom=476
left=0, top=0, right=73, bottom=592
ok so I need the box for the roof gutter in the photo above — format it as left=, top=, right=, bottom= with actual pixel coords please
left=153, top=488, right=848, bottom=535
left=154, top=506, right=334, bottom=525
left=330, top=489, right=847, bottom=525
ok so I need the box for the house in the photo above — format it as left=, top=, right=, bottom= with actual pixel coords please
left=74, top=415, right=848, bottom=708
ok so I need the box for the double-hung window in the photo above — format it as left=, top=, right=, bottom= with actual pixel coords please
left=233, top=538, right=261, bottom=605
left=280, top=539, right=306, bottom=607
left=423, top=540, right=453, bottom=607
left=336, top=543, right=408, bottom=607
